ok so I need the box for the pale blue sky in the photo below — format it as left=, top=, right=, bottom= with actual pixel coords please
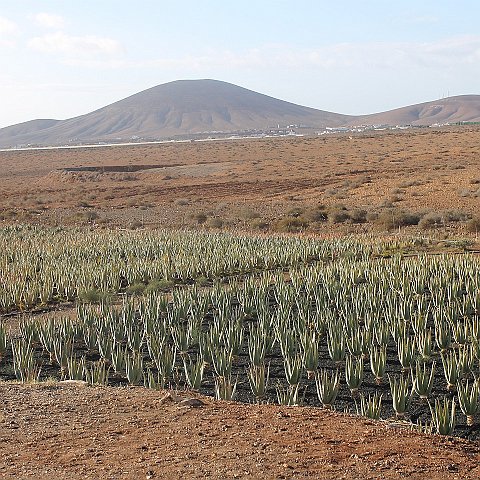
left=0, top=0, right=479, bottom=127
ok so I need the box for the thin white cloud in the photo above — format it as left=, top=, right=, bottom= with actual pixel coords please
left=0, top=16, right=17, bottom=34
left=0, top=16, right=18, bottom=46
left=34, top=13, right=66, bottom=29
left=28, top=31, right=123, bottom=58
left=418, top=35, right=480, bottom=65
left=24, top=34, right=480, bottom=74
left=93, top=35, right=480, bottom=71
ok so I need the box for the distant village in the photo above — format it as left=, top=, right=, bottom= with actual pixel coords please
left=6, top=121, right=477, bottom=151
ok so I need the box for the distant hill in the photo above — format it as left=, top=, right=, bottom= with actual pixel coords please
left=0, top=80, right=352, bottom=147
left=350, top=95, right=480, bottom=126
left=0, top=80, right=479, bottom=148
left=0, top=119, right=60, bottom=140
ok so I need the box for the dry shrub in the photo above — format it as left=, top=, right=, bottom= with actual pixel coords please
left=374, top=210, right=421, bottom=231
left=303, top=206, right=328, bottom=223
left=129, top=220, right=143, bottom=230
left=191, top=213, right=208, bottom=224
left=274, top=217, right=309, bottom=233
left=0, top=209, right=17, bottom=220
left=418, top=213, right=443, bottom=230
left=328, top=206, right=350, bottom=224
left=251, top=219, right=269, bottom=231
left=238, top=207, right=260, bottom=220
left=74, top=211, right=99, bottom=224
left=207, top=217, right=223, bottom=228
left=466, top=217, right=480, bottom=233
left=418, top=210, right=468, bottom=230
left=286, top=207, right=305, bottom=218
left=349, top=209, right=367, bottom=224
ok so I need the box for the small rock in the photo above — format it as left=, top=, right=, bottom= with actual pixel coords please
left=177, top=398, right=206, bottom=408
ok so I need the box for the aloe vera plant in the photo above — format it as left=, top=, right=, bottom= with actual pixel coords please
left=458, top=345, right=474, bottom=377
left=346, top=328, right=364, bottom=358
left=411, top=360, right=435, bottom=400
left=156, top=344, right=176, bottom=388
left=86, top=360, right=110, bottom=386
left=327, top=326, right=345, bottom=364
left=247, top=363, right=270, bottom=401
left=357, top=393, right=382, bottom=420
left=276, top=382, right=302, bottom=406
left=53, top=336, right=74, bottom=377
left=441, top=350, right=461, bottom=391
left=222, top=320, right=244, bottom=358
left=214, top=374, right=237, bottom=401
left=374, top=321, right=390, bottom=347
left=315, top=369, right=340, bottom=409
left=416, top=328, right=433, bottom=361
left=171, top=324, right=190, bottom=357
left=457, top=380, right=479, bottom=426
left=284, top=353, right=303, bottom=386
left=397, top=336, right=415, bottom=371
left=183, top=354, right=205, bottom=390
left=434, top=318, right=452, bottom=353
left=370, top=345, right=387, bottom=385
left=0, top=324, right=8, bottom=363
left=11, top=339, right=41, bottom=383
left=248, top=326, right=267, bottom=367
left=388, top=374, right=410, bottom=419
left=430, top=397, right=456, bottom=435
left=413, top=418, right=434, bottom=435
left=301, top=333, right=319, bottom=378
left=67, top=356, right=86, bottom=381
left=198, top=332, right=214, bottom=366
left=212, top=348, right=234, bottom=378
left=345, top=355, right=363, bottom=396
left=126, top=326, right=144, bottom=353
left=97, top=333, right=113, bottom=361
left=110, top=343, right=126, bottom=374
left=450, top=318, right=469, bottom=347
left=125, top=352, right=144, bottom=385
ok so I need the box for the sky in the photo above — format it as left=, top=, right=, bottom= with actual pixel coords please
left=0, top=0, right=479, bottom=128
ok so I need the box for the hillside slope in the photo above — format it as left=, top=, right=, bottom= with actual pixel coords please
left=0, top=80, right=352, bottom=147
left=355, top=95, right=480, bottom=126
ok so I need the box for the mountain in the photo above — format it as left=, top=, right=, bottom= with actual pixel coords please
left=351, top=95, right=480, bottom=126
left=0, top=80, right=479, bottom=148
left=0, top=80, right=353, bottom=147
left=0, top=119, right=60, bottom=140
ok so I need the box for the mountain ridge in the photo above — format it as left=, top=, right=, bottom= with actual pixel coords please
left=0, top=80, right=479, bottom=148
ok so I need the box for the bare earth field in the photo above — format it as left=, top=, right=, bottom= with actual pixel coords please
left=1, top=382, right=480, bottom=480
left=0, top=126, right=479, bottom=232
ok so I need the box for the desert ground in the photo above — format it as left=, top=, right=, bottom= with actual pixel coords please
left=2, top=382, right=480, bottom=480
left=0, top=126, right=479, bottom=232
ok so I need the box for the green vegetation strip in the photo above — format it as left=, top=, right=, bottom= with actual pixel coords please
left=0, top=225, right=424, bottom=314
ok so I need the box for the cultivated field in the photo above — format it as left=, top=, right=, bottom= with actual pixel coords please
left=1, top=128, right=480, bottom=478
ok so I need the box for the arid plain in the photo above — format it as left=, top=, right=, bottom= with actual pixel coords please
left=1, top=125, right=479, bottom=233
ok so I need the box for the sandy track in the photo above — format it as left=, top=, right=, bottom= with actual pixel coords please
left=1, top=383, right=479, bottom=479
